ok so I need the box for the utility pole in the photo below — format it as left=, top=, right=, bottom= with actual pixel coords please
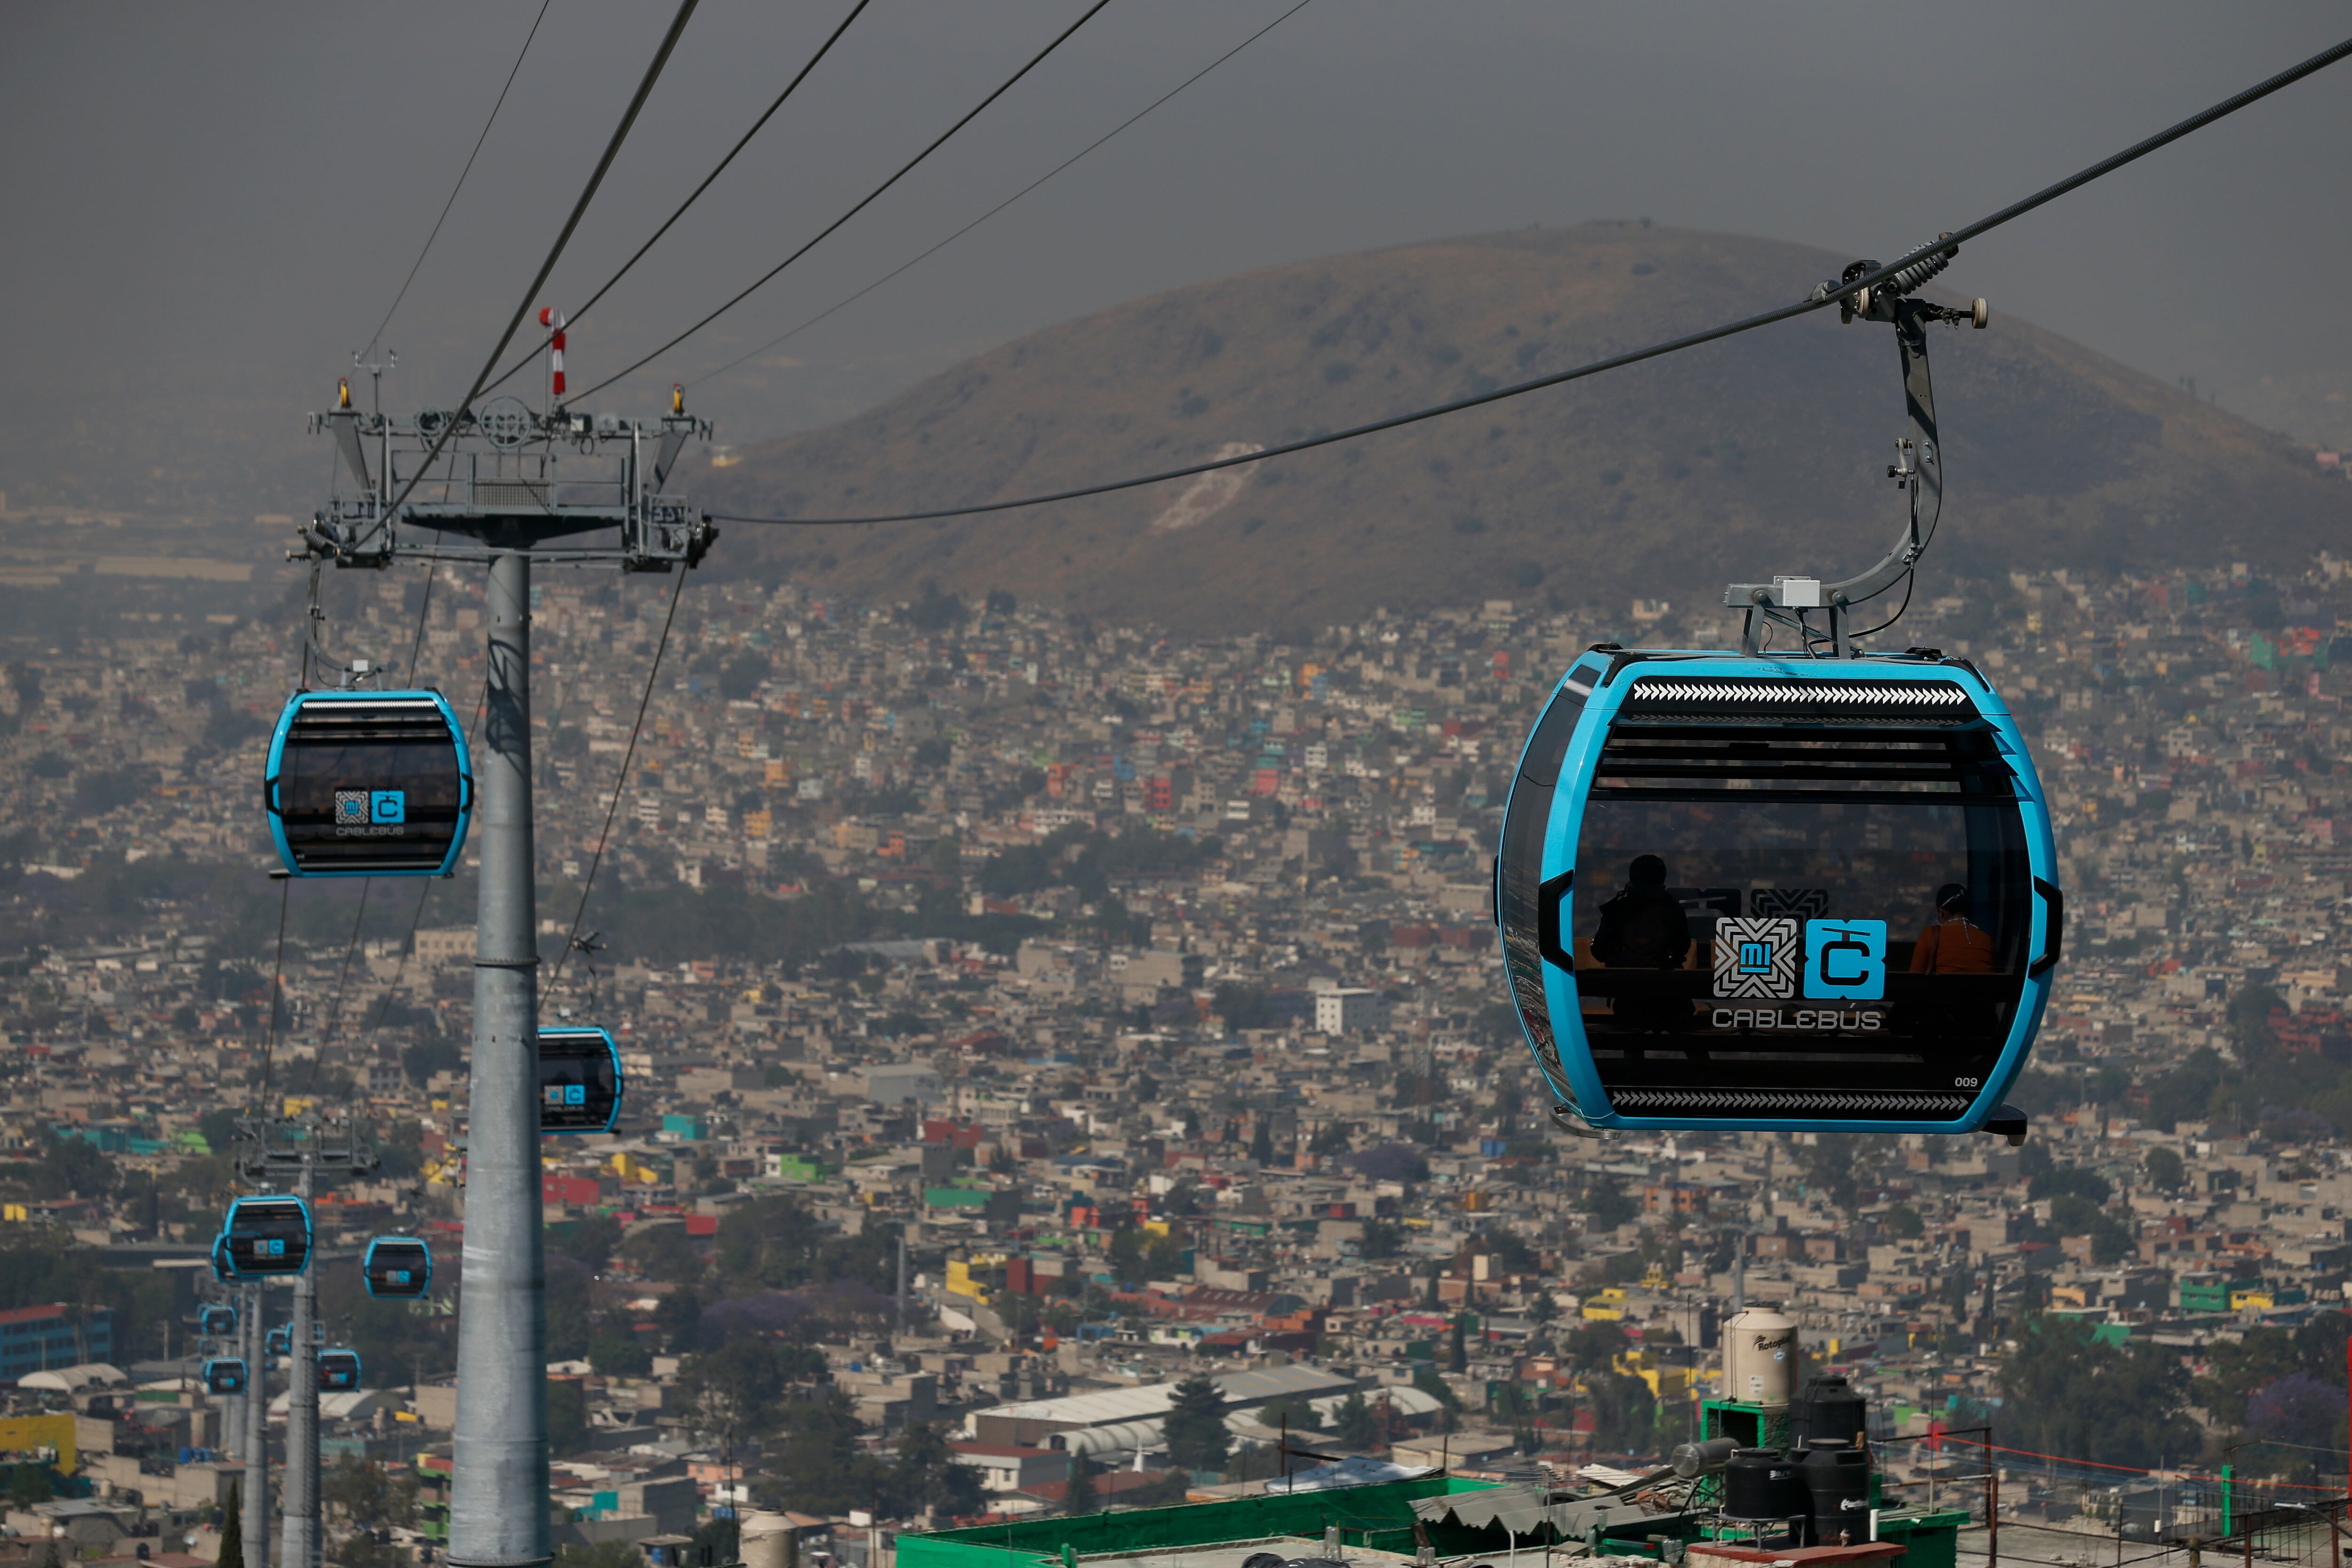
left=300, top=370, right=714, bottom=1568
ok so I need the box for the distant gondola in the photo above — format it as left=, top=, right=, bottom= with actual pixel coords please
left=203, top=1358, right=247, bottom=1396
left=263, top=689, right=473, bottom=877
left=218, top=1194, right=313, bottom=1278
left=539, top=1027, right=623, bottom=1135
left=316, top=1350, right=363, bottom=1392
left=198, top=1304, right=238, bottom=1338
left=363, top=1236, right=433, bottom=1299
left=265, top=1325, right=293, bottom=1359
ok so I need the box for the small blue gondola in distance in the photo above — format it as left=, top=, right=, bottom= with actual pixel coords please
left=219, top=1194, right=313, bottom=1278
left=198, top=1304, right=238, bottom=1338
left=364, top=1236, right=433, bottom=1299
left=539, top=1027, right=624, bottom=1135
left=203, top=1358, right=247, bottom=1396
left=1495, top=649, right=2060, bottom=1134
left=263, top=690, right=473, bottom=878
left=266, top=1325, right=292, bottom=1359
left=317, top=1350, right=363, bottom=1392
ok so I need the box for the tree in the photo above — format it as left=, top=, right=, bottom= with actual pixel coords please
left=1583, top=1371, right=1663, bottom=1456
left=588, top=1331, right=652, bottom=1378
left=8, top=1465, right=51, bottom=1509
left=895, top=1421, right=985, bottom=1519
left=1162, top=1375, right=1229, bottom=1472
left=1329, top=1391, right=1378, bottom=1449
left=1882, top=1204, right=1926, bottom=1240
left=1998, top=1316, right=2191, bottom=1468
left=2144, top=1146, right=2186, bottom=1192
left=1580, top=1179, right=1637, bottom=1231
left=2245, top=1373, right=2347, bottom=1458
left=761, top=1391, right=884, bottom=1517
left=718, top=652, right=772, bottom=701
left=1064, top=1454, right=1097, bottom=1516
left=553, top=1544, right=645, bottom=1568
left=324, top=1456, right=417, bottom=1531
left=547, top=1379, right=589, bottom=1457
left=215, top=1482, right=241, bottom=1568
left=1259, top=1394, right=1324, bottom=1433
left=2029, top=1166, right=2113, bottom=1205
left=619, top=1224, right=704, bottom=1285
left=2047, top=1194, right=2134, bottom=1265
left=676, top=1339, right=792, bottom=1437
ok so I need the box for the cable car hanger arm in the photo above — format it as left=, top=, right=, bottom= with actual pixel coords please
left=1726, top=252, right=1984, bottom=656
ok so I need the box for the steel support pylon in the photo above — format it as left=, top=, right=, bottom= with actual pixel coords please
left=280, top=1161, right=318, bottom=1568
left=242, top=1281, right=267, bottom=1568
left=448, top=549, right=550, bottom=1568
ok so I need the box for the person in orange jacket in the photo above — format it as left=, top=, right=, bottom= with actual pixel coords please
left=1911, top=882, right=1999, bottom=973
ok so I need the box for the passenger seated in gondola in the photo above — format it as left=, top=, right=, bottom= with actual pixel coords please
left=1591, top=855, right=1693, bottom=969
left=1911, top=882, right=1998, bottom=973
left=1592, top=855, right=1693, bottom=1034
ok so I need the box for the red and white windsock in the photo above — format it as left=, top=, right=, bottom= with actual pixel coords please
left=538, top=306, right=567, bottom=400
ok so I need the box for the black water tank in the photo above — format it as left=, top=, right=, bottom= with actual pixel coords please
left=1722, top=1448, right=1803, bottom=1525
left=1798, top=1440, right=1872, bottom=1546
left=1791, top=1373, right=1869, bottom=1451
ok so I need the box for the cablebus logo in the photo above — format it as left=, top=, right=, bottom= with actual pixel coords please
left=333, top=788, right=407, bottom=835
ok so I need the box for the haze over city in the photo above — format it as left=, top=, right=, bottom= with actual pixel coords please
left=1, top=12, right=2351, bottom=1568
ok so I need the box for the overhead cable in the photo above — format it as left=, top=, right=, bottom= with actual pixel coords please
left=374, top=0, right=701, bottom=536
left=691, top=0, right=1315, bottom=392
left=255, top=878, right=291, bottom=1120
left=477, top=0, right=876, bottom=400
left=546, top=568, right=689, bottom=997
left=364, top=0, right=555, bottom=356
left=707, top=31, right=2352, bottom=529
left=568, top=0, right=1117, bottom=405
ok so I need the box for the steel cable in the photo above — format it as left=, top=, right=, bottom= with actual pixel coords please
left=704, top=31, right=2352, bottom=529
left=546, top=566, right=689, bottom=997
left=688, top=0, right=1315, bottom=392
left=476, top=0, right=876, bottom=401
left=567, top=0, right=1118, bottom=406
left=363, top=0, right=555, bottom=356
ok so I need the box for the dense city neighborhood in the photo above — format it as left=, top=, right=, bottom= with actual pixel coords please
left=5, top=549, right=2352, bottom=1568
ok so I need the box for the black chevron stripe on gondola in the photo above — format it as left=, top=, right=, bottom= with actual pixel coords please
left=1609, top=1088, right=1971, bottom=1115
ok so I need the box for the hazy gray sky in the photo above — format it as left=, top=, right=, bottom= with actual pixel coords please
left=3, top=1, right=2347, bottom=518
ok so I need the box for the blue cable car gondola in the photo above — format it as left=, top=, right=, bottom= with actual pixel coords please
left=539, top=1027, right=623, bottom=1135
left=317, top=1350, right=363, bottom=1392
left=363, top=1236, right=433, bottom=1299
left=1495, top=252, right=2057, bottom=1137
left=1498, top=653, right=2059, bottom=1136
left=263, top=690, right=472, bottom=877
left=198, top=1304, right=238, bottom=1338
left=203, top=1358, right=247, bottom=1396
left=265, top=1325, right=293, bottom=1359
left=219, top=1194, right=312, bottom=1278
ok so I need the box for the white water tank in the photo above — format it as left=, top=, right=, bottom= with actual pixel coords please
left=1722, top=1307, right=1800, bottom=1407
left=741, top=1512, right=798, bottom=1568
